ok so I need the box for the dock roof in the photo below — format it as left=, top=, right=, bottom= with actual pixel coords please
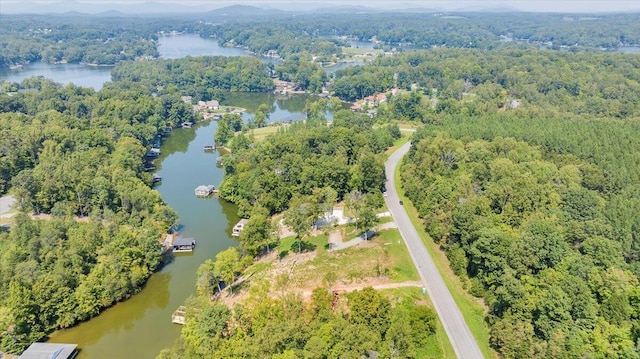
left=19, top=343, right=77, bottom=359
left=173, top=237, right=195, bottom=246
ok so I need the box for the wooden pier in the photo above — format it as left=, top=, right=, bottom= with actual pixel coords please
left=161, top=233, right=176, bottom=254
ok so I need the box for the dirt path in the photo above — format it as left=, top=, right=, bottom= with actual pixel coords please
left=301, top=280, right=423, bottom=298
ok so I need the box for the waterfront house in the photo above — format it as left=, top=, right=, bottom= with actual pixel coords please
left=197, top=100, right=220, bottom=111
left=20, top=343, right=78, bottom=359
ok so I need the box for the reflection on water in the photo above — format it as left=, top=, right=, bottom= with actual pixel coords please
left=49, top=272, right=173, bottom=350
left=224, top=92, right=312, bottom=124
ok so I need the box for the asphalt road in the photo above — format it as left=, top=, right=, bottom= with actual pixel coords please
left=0, top=195, right=16, bottom=216
left=385, top=142, right=484, bottom=359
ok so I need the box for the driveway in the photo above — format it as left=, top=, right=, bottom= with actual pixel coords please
left=0, top=195, right=16, bottom=218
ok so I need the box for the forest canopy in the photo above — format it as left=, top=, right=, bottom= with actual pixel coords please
left=0, top=15, right=174, bottom=67
left=401, top=132, right=640, bottom=358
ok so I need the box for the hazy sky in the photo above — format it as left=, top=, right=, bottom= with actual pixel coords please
left=2, top=0, right=640, bottom=13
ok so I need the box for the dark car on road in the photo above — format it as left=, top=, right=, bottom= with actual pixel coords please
left=399, top=200, right=404, bottom=205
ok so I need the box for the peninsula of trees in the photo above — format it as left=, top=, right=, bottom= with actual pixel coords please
left=2, top=11, right=640, bottom=68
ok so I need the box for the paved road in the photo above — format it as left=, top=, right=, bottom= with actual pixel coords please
left=385, top=142, right=484, bottom=359
left=0, top=195, right=16, bottom=216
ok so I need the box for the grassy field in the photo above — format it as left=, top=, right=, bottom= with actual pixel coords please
left=394, top=149, right=497, bottom=359
left=229, top=224, right=457, bottom=358
left=236, top=118, right=419, bottom=145
left=274, top=227, right=420, bottom=288
left=236, top=124, right=288, bottom=143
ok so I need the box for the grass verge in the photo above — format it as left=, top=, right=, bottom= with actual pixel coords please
left=393, top=149, right=497, bottom=359
left=378, top=286, right=454, bottom=359
left=236, top=123, right=289, bottom=143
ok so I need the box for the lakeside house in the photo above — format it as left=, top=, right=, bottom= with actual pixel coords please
left=363, top=93, right=388, bottom=107
left=19, top=343, right=78, bottom=359
left=197, top=100, right=220, bottom=111
left=232, top=218, right=249, bottom=237
left=273, top=79, right=295, bottom=94
left=351, top=92, right=389, bottom=113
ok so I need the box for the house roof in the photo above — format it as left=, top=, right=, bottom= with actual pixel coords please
left=173, top=237, right=195, bottom=247
left=19, top=343, right=77, bottom=359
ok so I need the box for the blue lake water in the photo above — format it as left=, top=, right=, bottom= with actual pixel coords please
left=0, top=34, right=278, bottom=90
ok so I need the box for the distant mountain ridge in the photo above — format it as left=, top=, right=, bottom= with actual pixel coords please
left=2, top=0, right=638, bottom=15
left=1, top=1, right=385, bottom=16
left=204, top=5, right=284, bottom=17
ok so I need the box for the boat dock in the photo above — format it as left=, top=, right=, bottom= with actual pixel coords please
left=162, top=233, right=176, bottom=253
left=204, top=144, right=215, bottom=151
left=172, top=236, right=196, bottom=252
left=146, top=148, right=161, bottom=158
left=232, top=218, right=249, bottom=237
left=162, top=233, right=196, bottom=253
left=195, top=184, right=217, bottom=197
left=172, top=306, right=187, bottom=325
